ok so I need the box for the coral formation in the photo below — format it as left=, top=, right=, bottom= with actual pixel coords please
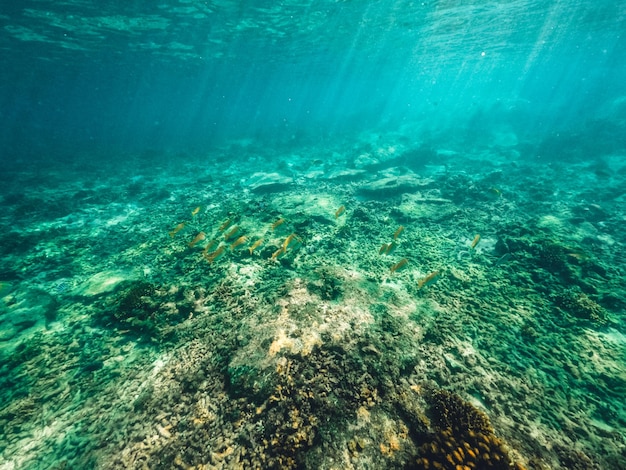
left=534, top=241, right=568, bottom=274
left=413, top=388, right=524, bottom=470
left=100, top=281, right=188, bottom=336
left=552, top=289, right=608, bottom=325
left=113, top=281, right=159, bottom=329
left=307, top=266, right=344, bottom=301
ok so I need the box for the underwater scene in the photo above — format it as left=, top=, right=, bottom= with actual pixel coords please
left=1, top=1, right=626, bottom=469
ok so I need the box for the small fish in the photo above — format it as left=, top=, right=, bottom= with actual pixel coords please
left=202, top=239, right=217, bottom=254
left=385, top=242, right=397, bottom=255
left=53, top=281, right=70, bottom=294
left=282, top=233, right=301, bottom=251
left=169, top=222, right=185, bottom=238
left=390, top=258, right=408, bottom=273
left=470, top=234, right=481, bottom=249
left=393, top=226, right=404, bottom=240
left=191, top=206, right=201, bottom=216
left=379, top=243, right=389, bottom=255
left=417, top=270, right=440, bottom=290
left=204, top=244, right=226, bottom=263
left=188, top=231, right=206, bottom=248
left=566, top=250, right=588, bottom=261
left=494, top=253, right=511, bottom=266
left=271, top=247, right=285, bottom=260
left=224, top=225, right=239, bottom=241
left=248, top=238, right=264, bottom=255
left=489, top=187, right=502, bottom=197
left=231, top=235, right=248, bottom=251
left=218, top=218, right=232, bottom=232
left=335, top=205, right=346, bottom=219
left=271, top=218, right=285, bottom=231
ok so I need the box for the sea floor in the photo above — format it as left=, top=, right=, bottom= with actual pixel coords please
left=1, top=128, right=625, bottom=469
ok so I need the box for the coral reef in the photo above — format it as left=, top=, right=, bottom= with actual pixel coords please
left=1, top=127, right=625, bottom=470
left=97, top=280, right=190, bottom=336
left=413, top=388, right=524, bottom=470
left=552, top=289, right=608, bottom=325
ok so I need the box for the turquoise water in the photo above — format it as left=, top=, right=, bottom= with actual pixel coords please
left=1, top=1, right=625, bottom=469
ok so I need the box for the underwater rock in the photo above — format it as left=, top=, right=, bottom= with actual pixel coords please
left=270, top=193, right=341, bottom=224
left=0, top=231, right=32, bottom=257
left=534, top=242, right=568, bottom=272
left=358, top=175, right=435, bottom=199
left=353, top=152, right=381, bottom=169
left=396, top=192, right=454, bottom=221
left=76, top=270, right=129, bottom=296
left=247, top=172, right=294, bottom=193
left=397, top=145, right=438, bottom=171
left=426, top=388, right=492, bottom=435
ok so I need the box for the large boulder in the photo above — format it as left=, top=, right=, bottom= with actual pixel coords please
left=247, top=172, right=293, bottom=194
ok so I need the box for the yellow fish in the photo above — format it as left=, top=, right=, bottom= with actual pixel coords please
left=191, top=206, right=201, bottom=216
left=393, top=226, right=404, bottom=240
left=271, top=247, right=285, bottom=260
left=470, top=234, right=481, bottom=249
left=224, top=225, right=239, bottom=241
left=390, top=258, right=408, bottom=273
left=271, top=218, right=285, bottom=231
left=202, top=239, right=217, bottom=254
left=230, top=235, right=248, bottom=251
left=418, top=270, right=441, bottom=290
left=282, top=233, right=301, bottom=251
left=188, top=231, right=206, bottom=248
left=218, top=218, right=232, bottom=232
left=169, top=222, right=185, bottom=238
left=335, top=205, right=346, bottom=219
left=0, top=281, right=12, bottom=297
left=204, top=245, right=226, bottom=263
left=385, top=242, right=397, bottom=255
left=248, top=238, right=264, bottom=255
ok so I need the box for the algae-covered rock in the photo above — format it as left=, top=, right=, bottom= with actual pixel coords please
left=77, top=271, right=129, bottom=296
left=270, top=192, right=341, bottom=224
left=358, top=175, right=435, bottom=198
left=396, top=192, right=454, bottom=221
left=247, top=172, right=294, bottom=193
